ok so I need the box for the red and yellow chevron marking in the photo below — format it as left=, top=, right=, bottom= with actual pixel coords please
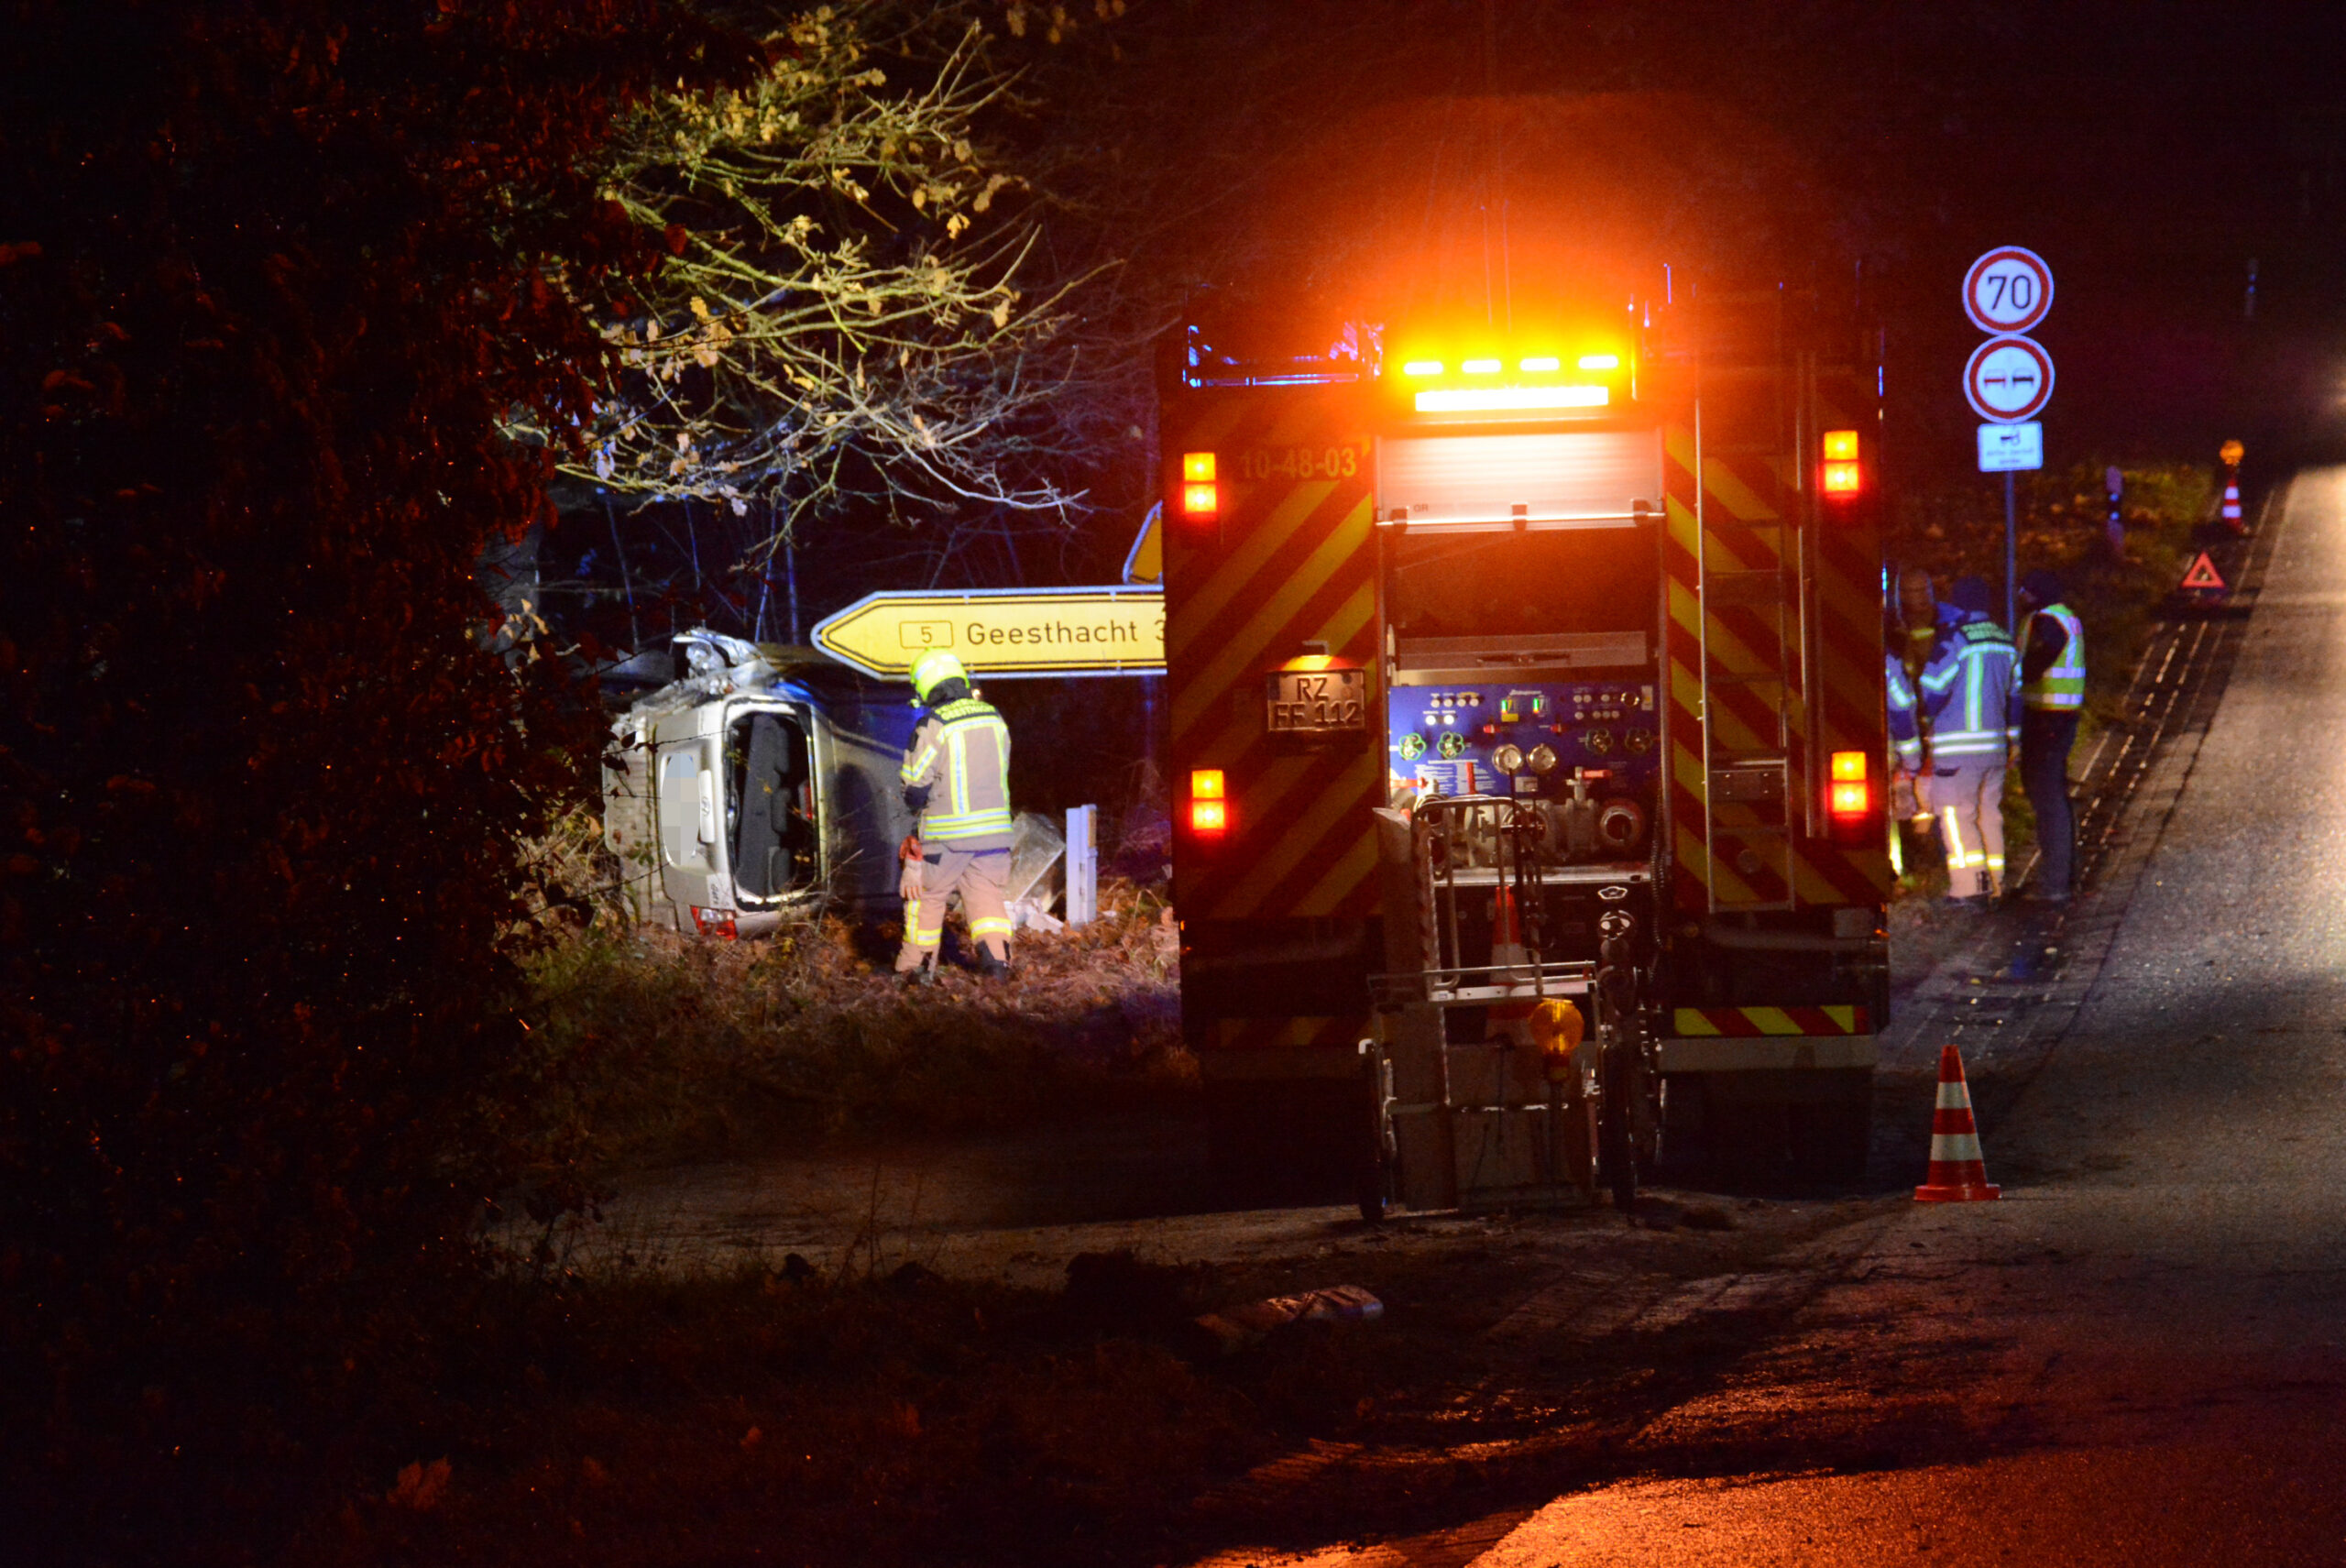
left=1165, top=384, right=1383, bottom=923
left=1661, top=378, right=1894, bottom=914
left=1671, top=1004, right=1871, bottom=1037
left=1211, top=1015, right=1366, bottom=1052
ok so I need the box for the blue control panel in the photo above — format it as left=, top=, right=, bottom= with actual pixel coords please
left=1387, top=680, right=1661, bottom=804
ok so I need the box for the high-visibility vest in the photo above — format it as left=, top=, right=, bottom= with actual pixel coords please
left=2022, top=603, right=2085, bottom=711
left=1885, top=656, right=1923, bottom=770
left=1919, top=620, right=2021, bottom=762
left=900, top=697, right=1014, bottom=844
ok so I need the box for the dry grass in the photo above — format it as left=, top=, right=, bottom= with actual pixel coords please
left=500, top=820, right=1189, bottom=1186
left=1886, top=458, right=2217, bottom=900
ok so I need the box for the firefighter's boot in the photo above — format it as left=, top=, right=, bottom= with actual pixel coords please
left=974, top=946, right=1011, bottom=981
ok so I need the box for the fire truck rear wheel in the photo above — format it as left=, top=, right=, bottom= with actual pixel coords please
left=1597, top=1039, right=1646, bottom=1212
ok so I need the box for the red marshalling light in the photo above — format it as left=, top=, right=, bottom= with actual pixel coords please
left=1829, top=751, right=1869, bottom=817
left=1189, top=768, right=1227, bottom=833
left=1821, top=430, right=1861, bottom=498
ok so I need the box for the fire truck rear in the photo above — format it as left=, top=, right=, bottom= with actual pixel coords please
left=1160, top=286, right=1891, bottom=1213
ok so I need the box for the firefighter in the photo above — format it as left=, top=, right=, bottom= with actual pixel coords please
left=1894, top=565, right=1942, bottom=677
left=1885, top=652, right=1925, bottom=878
left=2018, top=569, right=2086, bottom=904
left=894, top=649, right=1015, bottom=981
left=1919, top=577, right=2022, bottom=903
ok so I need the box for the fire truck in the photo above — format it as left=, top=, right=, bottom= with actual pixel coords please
left=1160, top=285, right=1891, bottom=1215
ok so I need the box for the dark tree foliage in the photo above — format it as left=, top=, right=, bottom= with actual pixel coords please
left=0, top=0, right=732, bottom=1445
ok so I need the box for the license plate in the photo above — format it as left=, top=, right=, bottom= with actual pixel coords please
left=1266, top=668, right=1367, bottom=733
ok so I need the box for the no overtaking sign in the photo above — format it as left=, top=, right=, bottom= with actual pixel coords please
left=1964, top=334, right=2055, bottom=423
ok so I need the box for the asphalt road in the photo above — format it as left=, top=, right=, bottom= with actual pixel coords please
left=1198, top=466, right=2346, bottom=1567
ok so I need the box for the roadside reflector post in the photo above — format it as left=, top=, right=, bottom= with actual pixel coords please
left=1066, top=805, right=1098, bottom=927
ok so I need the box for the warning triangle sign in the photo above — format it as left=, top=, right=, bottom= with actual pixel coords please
left=2178, top=551, right=2227, bottom=591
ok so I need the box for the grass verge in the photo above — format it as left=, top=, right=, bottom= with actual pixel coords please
left=1887, top=457, right=2219, bottom=898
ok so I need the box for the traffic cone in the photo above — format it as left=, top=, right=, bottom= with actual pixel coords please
left=1481, top=885, right=1542, bottom=1048
left=2220, top=477, right=2244, bottom=534
left=1914, top=1043, right=2001, bottom=1201
left=1489, top=884, right=1537, bottom=992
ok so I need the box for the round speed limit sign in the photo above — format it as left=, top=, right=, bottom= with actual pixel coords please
left=1963, top=246, right=2055, bottom=334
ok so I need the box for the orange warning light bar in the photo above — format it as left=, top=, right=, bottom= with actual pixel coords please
left=1831, top=751, right=1868, bottom=782
left=1190, top=769, right=1225, bottom=799
left=1416, top=385, right=1608, bottom=413
left=1822, top=429, right=1860, bottom=461
left=1181, top=451, right=1216, bottom=482
left=1401, top=359, right=1444, bottom=377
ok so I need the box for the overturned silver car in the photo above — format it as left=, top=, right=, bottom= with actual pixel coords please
left=602, top=630, right=915, bottom=938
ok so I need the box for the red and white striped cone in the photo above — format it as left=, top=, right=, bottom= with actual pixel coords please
left=1486, top=885, right=1538, bottom=1031
left=2220, top=477, right=2245, bottom=534
left=1914, top=1043, right=2001, bottom=1202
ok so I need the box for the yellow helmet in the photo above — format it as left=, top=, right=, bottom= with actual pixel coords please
left=909, top=648, right=968, bottom=705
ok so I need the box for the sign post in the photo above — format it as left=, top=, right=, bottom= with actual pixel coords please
left=1962, top=248, right=2056, bottom=630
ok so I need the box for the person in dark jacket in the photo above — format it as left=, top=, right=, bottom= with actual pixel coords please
left=2017, top=569, right=2086, bottom=903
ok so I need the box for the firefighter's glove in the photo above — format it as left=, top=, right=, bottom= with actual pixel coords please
left=899, top=834, right=923, bottom=863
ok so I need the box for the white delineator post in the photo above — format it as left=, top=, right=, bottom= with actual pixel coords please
left=1066, top=805, right=1098, bottom=927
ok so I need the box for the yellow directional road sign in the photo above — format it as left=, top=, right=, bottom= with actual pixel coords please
left=812, top=586, right=1165, bottom=679
left=1122, top=503, right=1162, bottom=586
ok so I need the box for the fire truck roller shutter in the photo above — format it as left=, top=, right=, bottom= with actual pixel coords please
left=1375, top=428, right=1665, bottom=530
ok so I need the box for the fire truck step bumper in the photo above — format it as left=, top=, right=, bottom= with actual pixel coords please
left=1658, top=1035, right=1879, bottom=1073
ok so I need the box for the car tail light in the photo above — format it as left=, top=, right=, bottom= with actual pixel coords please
left=690, top=906, right=740, bottom=940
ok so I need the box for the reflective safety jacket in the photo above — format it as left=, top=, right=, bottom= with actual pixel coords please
left=1886, top=655, right=1924, bottom=771
left=2021, top=603, right=2086, bottom=711
left=900, top=696, right=1014, bottom=848
left=1919, top=617, right=2022, bottom=765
